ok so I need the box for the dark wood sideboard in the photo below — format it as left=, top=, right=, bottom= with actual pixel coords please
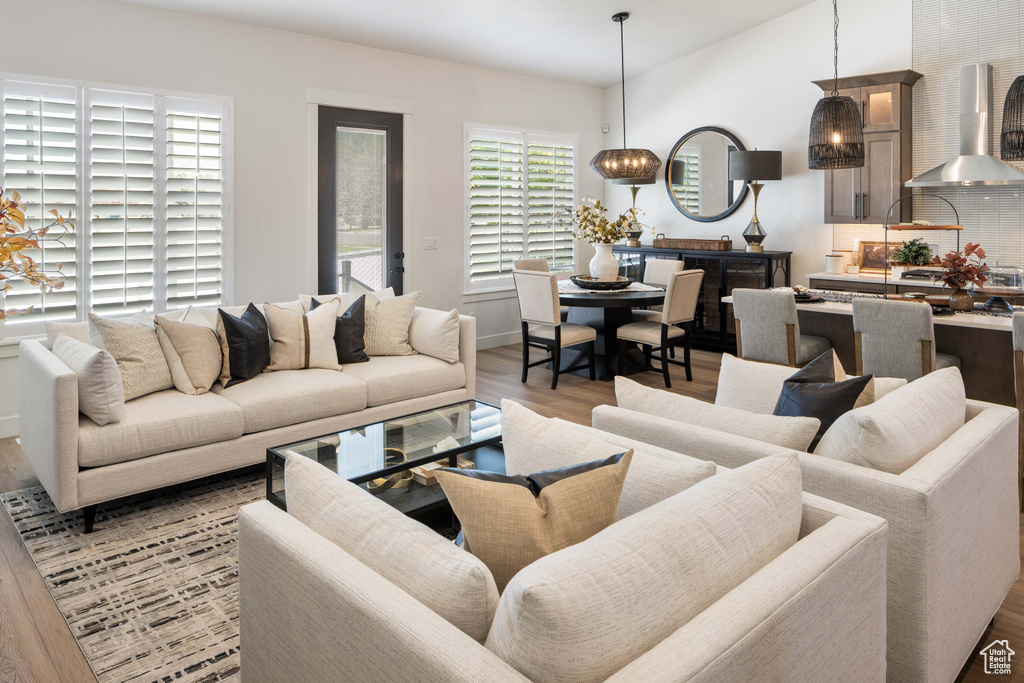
left=613, top=246, right=792, bottom=352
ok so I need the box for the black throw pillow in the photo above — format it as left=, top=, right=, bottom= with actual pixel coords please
left=312, top=295, right=368, bottom=364
left=773, top=349, right=872, bottom=451
left=218, top=303, right=270, bottom=387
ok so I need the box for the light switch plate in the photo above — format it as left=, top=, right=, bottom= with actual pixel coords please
left=424, top=237, right=438, bottom=250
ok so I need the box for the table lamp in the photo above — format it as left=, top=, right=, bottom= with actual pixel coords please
left=729, top=150, right=783, bottom=252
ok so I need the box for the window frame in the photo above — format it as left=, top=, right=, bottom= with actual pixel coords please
left=463, top=123, right=578, bottom=295
left=0, top=72, right=233, bottom=340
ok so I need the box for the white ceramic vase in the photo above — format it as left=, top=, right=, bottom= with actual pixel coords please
left=589, top=243, right=619, bottom=281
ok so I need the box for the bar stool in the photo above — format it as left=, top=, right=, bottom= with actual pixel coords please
left=514, top=258, right=568, bottom=322
left=732, top=289, right=831, bottom=367
left=851, top=298, right=960, bottom=380
left=1012, top=311, right=1024, bottom=511
left=616, top=269, right=704, bottom=387
left=513, top=270, right=596, bottom=390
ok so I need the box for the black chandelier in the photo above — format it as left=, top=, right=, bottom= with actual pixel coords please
left=1001, top=75, right=1024, bottom=160
left=590, top=12, right=661, bottom=184
left=808, top=0, right=864, bottom=170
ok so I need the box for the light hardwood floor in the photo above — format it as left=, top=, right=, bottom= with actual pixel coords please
left=0, top=343, right=1016, bottom=681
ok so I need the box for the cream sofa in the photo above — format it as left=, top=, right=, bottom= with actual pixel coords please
left=593, top=397, right=1020, bottom=683
left=17, top=308, right=476, bottom=530
left=238, top=419, right=889, bottom=683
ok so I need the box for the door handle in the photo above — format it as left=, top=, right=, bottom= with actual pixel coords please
left=853, top=193, right=860, bottom=220
left=391, top=267, right=405, bottom=274
left=861, top=192, right=868, bottom=220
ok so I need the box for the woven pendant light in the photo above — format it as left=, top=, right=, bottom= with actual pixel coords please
left=1001, top=75, right=1024, bottom=160
left=590, top=12, right=661, bottom=184
left=808, top=0, right=864, bottom=170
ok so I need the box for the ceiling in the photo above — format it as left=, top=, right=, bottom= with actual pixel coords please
left=115, top=0, right=817, bottom=87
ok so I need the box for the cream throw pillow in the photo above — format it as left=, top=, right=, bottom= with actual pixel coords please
left=88, top=313, right=173, bottom=400
left=814, top=366, right=966, bottom=474
left=44, top=321, right=91, bottom=350
left=285, top=452, right=499, bottom=643
left=409, top=307, right=460, bottom=363
left=485, top=453, right=803, bottom=683
left=616, top=376, right=820, bottom=451
left=299, top=285, right=393, bottom=313
left=364, top=291, right=420, bottom=356
left=154, top=315, right=223, bottom=395
left=51, top=334, right=125, bottom=425
left=264, top=299, right=341, bottom=370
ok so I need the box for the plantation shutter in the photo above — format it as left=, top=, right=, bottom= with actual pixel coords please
left=671, top=151, right=700, bottom=214
left=89, top=90, right=155, bottom=315
left=1, top=82, right=79, bottom=322
left=467, top=129, right=524, bottom=284
left=525, top=136, right=575, bottom=272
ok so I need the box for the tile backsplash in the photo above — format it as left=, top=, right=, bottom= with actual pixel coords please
left=834, top=0, right=1024, bottom=268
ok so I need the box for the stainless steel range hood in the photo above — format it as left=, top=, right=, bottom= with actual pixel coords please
left=906, top=63, right=1024, bottom=187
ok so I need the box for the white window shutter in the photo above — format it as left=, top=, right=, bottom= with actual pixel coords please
left=88, top=90, right=156, bottom=316
left=1, top=81, right=79, bottom=322
left=526, top=136, right=575, bottom=272
left=672, top=151, right=700, bottom=214
left=467, top=129, right=524, bottom=284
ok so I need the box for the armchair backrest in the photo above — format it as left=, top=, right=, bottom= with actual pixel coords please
left=512, top=270, right=559, bottom=326
left=731, top=289, right=800, bottom=365
left=662, top=269, right=704, bottom=325
left=852, top=298, right=936, bottom=380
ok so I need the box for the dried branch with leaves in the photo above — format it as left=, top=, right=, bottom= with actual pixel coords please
left=0, top=187, right=75, bottom=320
left=932, top=242, right=988, bottom=291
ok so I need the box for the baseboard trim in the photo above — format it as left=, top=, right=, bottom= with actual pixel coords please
left=0, top=415, right=19, bottom=439
left=477, top=331, right=519, bottom=350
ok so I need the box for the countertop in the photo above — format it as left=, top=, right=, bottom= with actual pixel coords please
left=805, top=270, right=944, bottom=287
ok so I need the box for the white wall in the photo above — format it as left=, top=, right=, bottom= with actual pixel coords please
left=601, top=0, right=913, bottom=283
left=0, top=0, right=607, bottom=436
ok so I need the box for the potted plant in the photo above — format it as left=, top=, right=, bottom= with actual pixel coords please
left=888, top=238, right=933, bottom=279
left=1, top=187, right=74, bottom=319
left=932, top=242, right=988, bottom=312
left=562, top=198, right=629, bottom=281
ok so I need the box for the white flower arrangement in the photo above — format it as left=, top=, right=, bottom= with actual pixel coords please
left=560, top=197, right=640, bottom=245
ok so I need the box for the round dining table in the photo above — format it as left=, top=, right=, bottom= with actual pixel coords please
left=556, top=288, right=666, bottom=381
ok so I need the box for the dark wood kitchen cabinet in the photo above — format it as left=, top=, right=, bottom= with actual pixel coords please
left=814, top=70, right=921, bottom=224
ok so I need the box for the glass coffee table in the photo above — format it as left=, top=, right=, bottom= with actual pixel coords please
left=266, top=400, right=503, bottom=530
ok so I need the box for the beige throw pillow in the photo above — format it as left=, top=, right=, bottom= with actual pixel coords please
left=51, top=334, right=125, bottom=425
left=616, top=376, right=820, bottom=451
left=364, top=291, right=420, bottom=356
left=437, top=451, right=632, bottom=593
left=44, top=321, right=91, bottom=349
left=285, top=452, right=499, bottom=642
left=88, top=313, right=173, bottom=400
left=155, top=315, right=223, bottom=395
left=485, top=453, right=803, bottom=683
left=814, top=366, right=966, bottom=473
left=264, top=299, right=341, bottom=371
left=409, top=307, right=460, bottom=363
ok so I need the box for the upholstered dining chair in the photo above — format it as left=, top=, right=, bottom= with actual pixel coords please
left=631, top=258, right=684, bottom=323
left=1012, top=311, right=1024, bottom=511
left=851, top=298, right=960, bottom=381
left=513, top=270, right=596, bottom=390
left=616, top=269, right=704, bottom=388
left=513, top=258, right=569, bottom=321
left=731, top=289, right=831, bottom=367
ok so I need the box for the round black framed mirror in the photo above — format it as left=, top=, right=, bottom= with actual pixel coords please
left=665, top=127, right=748, bottom=222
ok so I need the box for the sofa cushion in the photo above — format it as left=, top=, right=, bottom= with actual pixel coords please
left=485, top=453, right=803, bottom=683
left=501, top=399, right=716, bottom=519
left=814, top=366, right=967, bottom=474
left=78, top=390, right=244, bottom=467
left=615, top=376, right=820, bottom=451
left=340, top=355, right=466, bottom=407
left=285, top=452, right=499, bottom=643
left=213, top=368, right=368, bottom=433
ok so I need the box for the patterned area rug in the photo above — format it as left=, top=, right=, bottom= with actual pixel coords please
left=1, top=468, right=264, bottom=683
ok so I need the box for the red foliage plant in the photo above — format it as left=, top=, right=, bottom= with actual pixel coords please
left=932, top=242, right=988, bottom=291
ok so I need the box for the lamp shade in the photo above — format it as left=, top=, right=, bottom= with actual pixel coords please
left=1001, top=75, right=1024, bottom=160
left=808, top=95, right=865, bottom=169
left=729, top=150, right=783, bottom=181
left=589, top=148, right=663, bottom=184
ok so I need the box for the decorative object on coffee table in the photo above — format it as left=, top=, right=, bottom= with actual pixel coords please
left=933, top=242, right=988, bottom=312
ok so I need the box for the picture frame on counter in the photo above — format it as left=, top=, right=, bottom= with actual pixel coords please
left=857, top=241, right=900, bottom=273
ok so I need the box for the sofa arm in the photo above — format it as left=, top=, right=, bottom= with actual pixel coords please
left=608, top=503, right=888, bottom=683
left=18, top=340, right=79, bottom=513
left=238, top=501, right=527, bottom=683
left=458, top=313, right=476, bottom=399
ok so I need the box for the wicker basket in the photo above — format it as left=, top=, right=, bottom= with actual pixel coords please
left=652, top=234, right=733, bottom=251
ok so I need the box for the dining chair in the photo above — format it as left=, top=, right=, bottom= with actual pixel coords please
left=513, top=258, right=569, bottom=322
left=631, top=258, right=684, bottom=323
left=851, top=297, right=960, bottom=381
left=1011, top=311, right=1024, bottom=512
left=616, top=269, right=704, bottom=388
left=731, top=289, right=831, bottom=367
left=513, top=270, right=596, bottom=390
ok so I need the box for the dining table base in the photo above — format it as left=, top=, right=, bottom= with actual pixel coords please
left=549, top=307, right=651, bottom=381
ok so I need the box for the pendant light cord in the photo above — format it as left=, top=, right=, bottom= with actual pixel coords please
left=620, top=17, right=627, bottom=149
left=832, top=0, right=839, bottom=97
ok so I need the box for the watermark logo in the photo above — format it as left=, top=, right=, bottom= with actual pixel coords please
left=980, top=639, right=1014, bottom=675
